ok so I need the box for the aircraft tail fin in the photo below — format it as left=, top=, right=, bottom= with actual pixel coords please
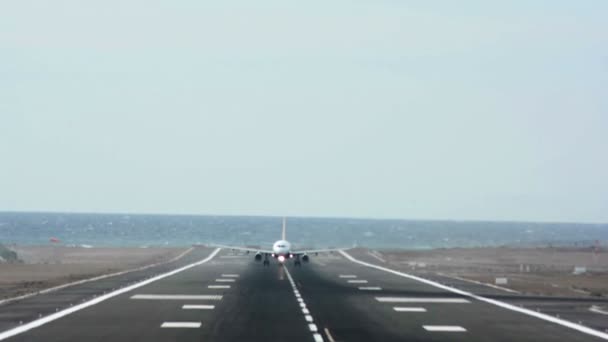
left=282, top=217, right=287, bottom=240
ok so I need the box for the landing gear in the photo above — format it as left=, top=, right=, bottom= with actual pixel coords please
left=263, top=258, right=270, bottom=266
left=294, top=260, right=301, bottom=267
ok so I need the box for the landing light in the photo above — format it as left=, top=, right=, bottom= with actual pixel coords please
left=278, top=255, right=286, bottom=263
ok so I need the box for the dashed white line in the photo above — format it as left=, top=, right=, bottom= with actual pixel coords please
left=339, top=275, right=357, bottom=278
left=131, top=294, right=222, bottom=300
left=221, top=274, right=239, bottom=278
left=394, top=307, right=427, bottom=312
left=215, top=279, right=235, bottom=282
left=208, top=285, right=231, bottom=289
left=340, top=250, right=608, bottom=341
left=347, top=280, right=368, bottom=284
left=182, top=305, right=215, bottom=310
left=423, top=325, right=467, bottom=332
left=284, top=267, right=324, bottom=342
left=359, top=287, right=382, bottom=291
left=376, top=297, right=470, bottom=303
left=161, top=322, right=201, bottom=328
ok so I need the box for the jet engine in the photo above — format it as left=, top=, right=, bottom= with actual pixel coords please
left=254, top=252, right=262, bottom=261
left=302, top=254, right=309, bottom=262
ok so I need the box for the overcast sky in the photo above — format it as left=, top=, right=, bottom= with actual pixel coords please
left=1, top=1, right=607, bottom=222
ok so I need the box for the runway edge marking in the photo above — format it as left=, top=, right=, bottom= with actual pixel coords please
left=0, top=248, right=222, bottom=341
left=339, top=250, right=608, bottom=341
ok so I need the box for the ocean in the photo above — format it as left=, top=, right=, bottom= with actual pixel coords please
left=0, top=212, right=606, bottom=249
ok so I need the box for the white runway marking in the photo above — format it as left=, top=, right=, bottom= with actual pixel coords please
left=208, top=285, right=231, bottom=289
left=339, top=275, right=357, bottom=278
left=284, top=266, right=323, bottom=342
left=437, top=272, right=520, bottom=294
left=183, top=305, right=215, bottom=310
left=339, top=250, right=608, bottom=341
left=423, top=325, right=467, bottom=332
left=221, top=274, right=239, bottom=277
left=0, top=248, right=221, bottom=341
left=376, top=297, right=469, bottom=303
left=215, top=278, right=235, bottom=282
left=131, top=294, right=222, bottom=300
left=590, top=306, right=608, bottom=315
left=394, top=307, right=427, bottom=312
left=359, top=286, right=382, bottom=291
left=347, top=280, right=368, bottom=283
left=161, top=322, right=201, bottom=328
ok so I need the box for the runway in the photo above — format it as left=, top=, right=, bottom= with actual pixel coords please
left=1, top=247, right=608, bottom=341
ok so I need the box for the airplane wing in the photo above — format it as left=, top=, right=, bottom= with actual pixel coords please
left=291, top=248, right=350, bottom=254
left=210, top=244, right=273, bottom=254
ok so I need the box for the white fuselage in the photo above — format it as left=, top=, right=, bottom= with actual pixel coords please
left=272, top=240, right=292, bottom=262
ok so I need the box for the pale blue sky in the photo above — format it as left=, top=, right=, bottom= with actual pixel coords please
left=1, top=1, right=607, bottom=222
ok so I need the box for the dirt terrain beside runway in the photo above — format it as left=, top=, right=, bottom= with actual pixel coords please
left=0, top=246, right=189, bottom=300
left=380, top=247, right=608, bottom=298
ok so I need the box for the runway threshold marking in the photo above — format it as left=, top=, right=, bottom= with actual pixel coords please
left=394, top=307, right=427, bottom=312
left=376, top=297, right=470, bottom=303
left=161, top=322, right=201, bottom=328
left=423, top=325, right=466, bottom=332
left=131, top=294, right=222, bottom=300
left=284, top=266, right=324, bottom=342
left=183, top=305, right=215, bottom=310
left=339, top=250, right=608, bottom=341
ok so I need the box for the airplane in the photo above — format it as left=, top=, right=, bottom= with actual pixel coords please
left=215, top=217, right=343, bottom=266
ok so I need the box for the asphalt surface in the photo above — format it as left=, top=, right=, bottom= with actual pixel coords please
left=1, top=247, right=608, bottom=342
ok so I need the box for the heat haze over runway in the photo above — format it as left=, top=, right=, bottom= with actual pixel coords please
left=1, top=247, right=608, bottom=342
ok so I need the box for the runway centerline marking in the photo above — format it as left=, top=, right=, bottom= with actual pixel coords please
left=208, top=285, right=231, bottom=289
left=284, top=266, right=324, bottom=342
left=423, top=325, right=466, bottom=332
left=359, top=287, right=382, bottom=291
left=215, top=278, right=235, bottom=282
left=0, top=248, right=220, bottom=341
left=347, top=280, right=368, bottom=283
left=376, top=297, right=470, bottom=303
left=394, top=307, right=427, bottom=312
left=339, top=249, right=608, bottom=341
left=221, top=274, right=239, bottom=277
left=183, top=305, right=215, bottom=310
left=131, top=294, right=222, bottom=300
left=339, top=275, right=357, bottom=278
left=161, top=322, right=201, bottom=328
